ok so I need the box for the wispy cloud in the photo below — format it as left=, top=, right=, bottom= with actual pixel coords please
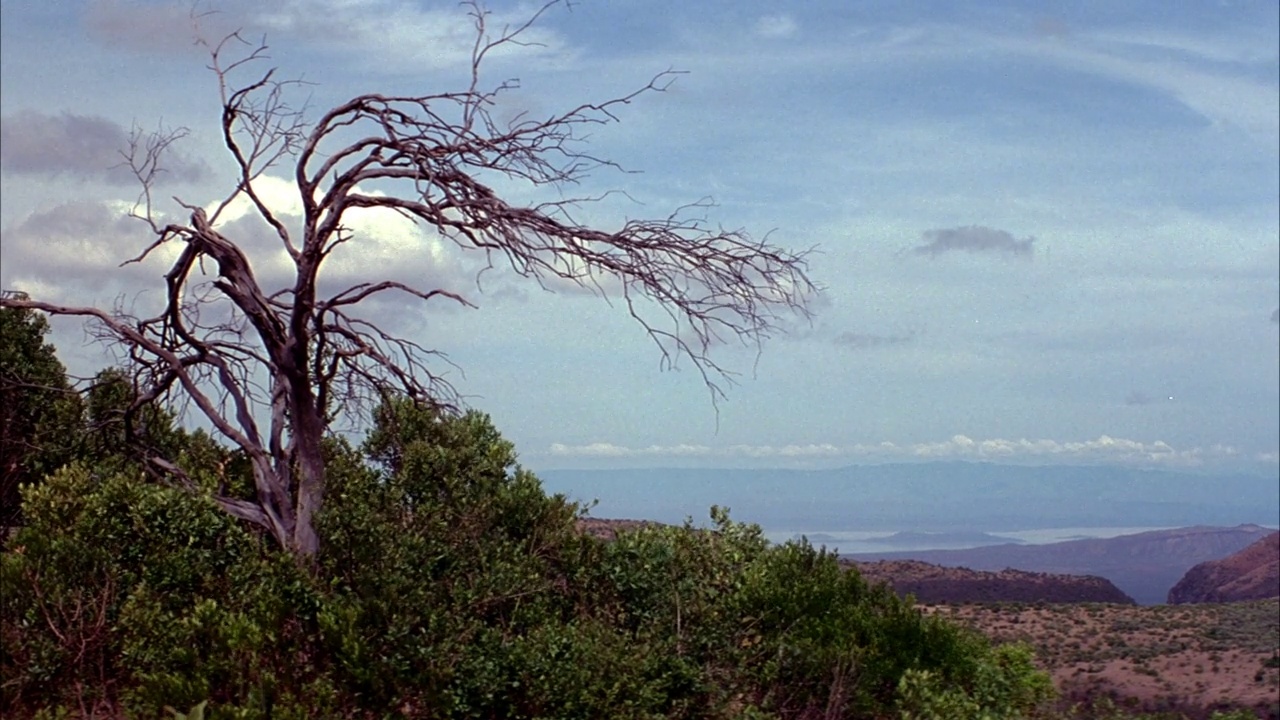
left=1125, top=391, right=1154, bottom=406
left=832, top=331, right=913, bottom=349
left=548, top=442, right=848, bottom=460
left=910, top=226, right=1035, bottom=259
left=83, top=0, right=567, bottom=70
left=1017, top=30, right=1280, bottom=151
left=253, top=0, right=570, bottom=72
left=548, top=435, right=1247, bottom=468
left=754, top=15, right=799, bottom=40
left=82, top=0, right=233, bottom=54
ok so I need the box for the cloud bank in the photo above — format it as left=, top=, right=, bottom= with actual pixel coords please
left=547, top=434, right=1266, bottom=468
left=0, top=111, right=206, bottom=184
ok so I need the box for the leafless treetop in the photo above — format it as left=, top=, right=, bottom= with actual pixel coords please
left=1, top=1, right=817, bottom=557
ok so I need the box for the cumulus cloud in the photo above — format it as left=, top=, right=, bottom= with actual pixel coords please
left=911, top=226, right=1035, bottom=259
left=548, top=435, right=1242, bottom=468
left=0, top=199, right=184, bottom=309
left=0, top=172, right=484, bottom=315
left=902, top=434, right=1213, bottom=466
left=754, top=14, right=799, bottom=40
left=0, top=111, right=206, bottom=184
left=206, top=175, right=478, bottom=301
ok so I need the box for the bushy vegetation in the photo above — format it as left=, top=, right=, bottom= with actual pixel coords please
left=0, top=302, right=81, bottom=535
left=2, top=381, right=1056, bottom=718
left=7, top=306, right=1261, bottom=720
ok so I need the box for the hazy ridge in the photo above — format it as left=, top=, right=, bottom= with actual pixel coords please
left=540, top=461, right=1280, bottom=532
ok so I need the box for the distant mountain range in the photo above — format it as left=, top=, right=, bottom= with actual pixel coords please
left=539, top=462, right=1280, bottom=533
left=854, top=530, right=1022, bottom=547
left=841, top=524, right=1273, bottom=605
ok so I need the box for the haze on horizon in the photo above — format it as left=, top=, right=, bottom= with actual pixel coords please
left=1, top=0, right=1276, bottom=475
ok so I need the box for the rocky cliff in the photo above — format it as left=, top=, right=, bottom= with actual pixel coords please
left=1167, top=531, right=1279, bottom=604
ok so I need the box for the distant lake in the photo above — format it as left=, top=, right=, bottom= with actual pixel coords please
left=764, top=526, right=1184, bottom=554
left=540, top=463, right=1280, bottom=536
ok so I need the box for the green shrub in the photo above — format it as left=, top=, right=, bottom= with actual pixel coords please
left=3, top=401, right=1059, bottom=719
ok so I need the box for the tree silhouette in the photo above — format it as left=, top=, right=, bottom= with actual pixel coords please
left=0, top=2, right=816, bottom=559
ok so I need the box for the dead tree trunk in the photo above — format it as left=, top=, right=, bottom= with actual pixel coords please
left=0, top=2, right=816, bottom=560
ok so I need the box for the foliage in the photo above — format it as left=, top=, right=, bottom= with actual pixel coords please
left=0, top=301, right=82, bottom=535
left=80, top=368, right=191, bottom=474
left=2, top=398, right=1061, bottom=719
left=894, top=643, right=1054, bottom=720
left=0, top=301, right=223, bottom=538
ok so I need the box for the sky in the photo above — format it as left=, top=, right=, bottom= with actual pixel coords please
left=1, top=0, right=1277, bottom=474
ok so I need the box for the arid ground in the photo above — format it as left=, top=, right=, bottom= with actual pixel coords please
left=928, top=599, right=1280, bottom=719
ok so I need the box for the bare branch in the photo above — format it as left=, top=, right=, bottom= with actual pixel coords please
left=3, top=0, right=816, bottom=559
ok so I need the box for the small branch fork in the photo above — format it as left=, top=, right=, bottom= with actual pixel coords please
left=0, top=0, right=815, bottom=559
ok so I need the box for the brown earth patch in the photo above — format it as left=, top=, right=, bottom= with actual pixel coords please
left=928, top=599, right=1280, bottom=719
left=575, top=517, right=666, bottom=541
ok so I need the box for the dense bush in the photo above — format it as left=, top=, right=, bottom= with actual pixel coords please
left=3, top=401, right=1056, bottom=718
left=0, top=303, right=82, bottom=535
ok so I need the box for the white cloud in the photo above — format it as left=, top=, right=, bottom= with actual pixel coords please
left=549, top=442, right=711, bottom=458
left=205, top=175, right=476, bottom=298
left=254, top=0, right=571, bottom=72
left=548, top=434, right=1248, bottom=468
left=210, top=175, right=306, bottom=225
left=1088, top=28, right=1277, bottom=66
left=754, top=15, right=799, bottom=40
left=1003, top=31, right=1280, bottom=150
left=0, top=199, right=181, bottom=306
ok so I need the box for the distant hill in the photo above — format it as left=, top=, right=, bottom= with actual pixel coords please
left=846, top=559, right=1134, bottom=604
left=538, top=462, right=1280, bottom=532
left=574, top=518, right=1134, bottom=604
left=842, top=524, right=1273, bottom=605
left=860, top=530, right=1023, bottom=547
left=1168, top=531, right=1280, bottom=604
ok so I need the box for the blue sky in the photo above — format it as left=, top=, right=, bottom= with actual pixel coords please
left=1, top=0, right=1277, bottom=472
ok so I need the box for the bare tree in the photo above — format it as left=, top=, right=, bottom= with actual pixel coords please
left=0, top=3, right=815, bottom=559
